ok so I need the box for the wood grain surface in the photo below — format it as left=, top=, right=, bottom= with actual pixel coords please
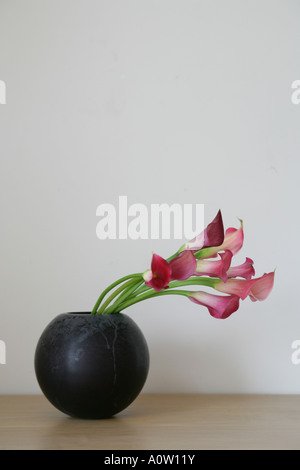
left=0, top=394, right=299, bottom=450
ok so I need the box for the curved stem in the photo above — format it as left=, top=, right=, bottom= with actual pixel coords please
left=113, top=276, right=218, bottom=307
left=97, top=278, right=139, bottom=314
left=100, top=278, right=145, bottom=314
left=91, top=273, right=143, bottom=314
left=115, top=289, right=191, bottom=312
left=167, top=277, right=218, bottom=289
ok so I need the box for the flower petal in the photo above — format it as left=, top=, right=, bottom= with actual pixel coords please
left=184, top=210, right=224, bottom=251
left=214, top=271, right=275, bottom=301
left=189, top=291, right=240, bottom=319
left=169, top=250, right=197, bottom=281
left=227, top=257, right=255, bottom=280
left=194, top=219, right=244, bottom=259
left=195, top=250, right=233, bottom=282
left=220, top=221, right=244, bottom=255
left=214, top=278, right=255, bottom=300
left=143, top=253, right=172, bottom=291
left=203, top=210, right=225, bottom=249
left=248, top=272, right=275, bottom=302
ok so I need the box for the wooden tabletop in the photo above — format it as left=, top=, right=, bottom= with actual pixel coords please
left=0, top=394, right=300, bottom=450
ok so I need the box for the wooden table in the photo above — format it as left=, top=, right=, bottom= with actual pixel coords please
left=0, top=394, right=299, bottom=450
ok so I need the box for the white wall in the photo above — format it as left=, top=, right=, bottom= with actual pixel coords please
left=0, top=0, right=299, bottom=394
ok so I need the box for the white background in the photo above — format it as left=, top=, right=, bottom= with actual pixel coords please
left=0, top=0, right=299, bottom=394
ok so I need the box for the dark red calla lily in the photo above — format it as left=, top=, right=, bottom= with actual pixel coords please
left=143, top=251, right=197, bottom=291
left=143, top=253, right=172, bottom=291
left=183, top=210, right=224, bottom=252
left=169, top=250, right=197, bottom=281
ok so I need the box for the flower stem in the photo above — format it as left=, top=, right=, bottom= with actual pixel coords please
left=97, top=278, right=139, bottom=314
left=91, top=273, right=143, bottom=314
left=167, top=277, right=218, bottom=289
left=112, top=276, right=218, bottom=306
left=114, top=289, right=191, bottom=312
left=101, top=278, right=145, bottom=314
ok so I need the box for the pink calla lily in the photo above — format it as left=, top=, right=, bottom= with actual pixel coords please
left=183, top=210, right=224, bottom=252
left=189, top=291, right=240, bottom=319
left=93, top=208, right=275, bottom=318
left=227, top=257, right=255, bottom=280
left=248, top=272, right=275, bottom=302
left=213, top=271, right=275, bottom=301
left=169, top=250, right=197, bottom=281
left=195, top=219, right=244, bottom=259
left=220, top=222, right=244, bottom=255
left=195, top=250, right=233, bottom=282
left=214, top=278, right=254, bottom=300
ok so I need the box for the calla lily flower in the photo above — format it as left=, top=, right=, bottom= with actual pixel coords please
left=143, top=253, right=171, bottom=292
left=213, top=271, right=275, bottom=301
left=227, top=257, right=255, bottom=280
left=169, top=250, right=197, bottom=281
left=189, top=291, right=240, bottom=319
left=143, top=250, right=197, bottom=291
left=182, top=210, right=224, bottom=252
left=248, top=272, right=275, bottom=302
left=195, top=250, right=233, bottom=282
left=220, top=222, right=244, bottom=255
left=92, top=209, right=275, bottom=321
left=195, top=219, right=244, bottom=259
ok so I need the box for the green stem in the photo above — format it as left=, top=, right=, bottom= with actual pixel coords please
left=112, top=276, right=218, bottom=308
left=115, top=289, right=191, bottom=312
left=94, top=249, right=182, bottom=314
left=91, top=273, right=143, bottom=314
left=97, top=278, right=139, bottom=314
left=167, top=277, right=218, bottom=289
left=102, top=278, right=145, bottom=314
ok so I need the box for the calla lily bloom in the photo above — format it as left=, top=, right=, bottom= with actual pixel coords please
left=195, top=219, right=244, bottom=259
left=227, top=257, right=255, bottom=280
left=221, top=221, right=244, bottom=255
left=92, top=209, right=275, bottom=319
left=182, top=210, right=224, bottom=252
left=143, top=251, right=197, bottom=291
left=248, top=272, right=275, bottom=302
left=143, top=253, right=171, bottom=292
left=213, top=271, right=275, bottom=301
left=195, top=250, right=233, bottom=282
left=189, top=291, right=240, bottom=319
left=169, top=250, right=197, bottom=281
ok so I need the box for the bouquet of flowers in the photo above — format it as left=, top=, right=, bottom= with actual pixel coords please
left=91, top=210, right=274, bottom=319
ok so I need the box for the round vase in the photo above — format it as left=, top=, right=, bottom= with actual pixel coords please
left=34, top=312, right=149, bottom=419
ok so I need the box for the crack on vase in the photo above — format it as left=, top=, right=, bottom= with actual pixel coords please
left=99, top=330, right=110, bottom=350
left=111, top=322, right=118, bottom=395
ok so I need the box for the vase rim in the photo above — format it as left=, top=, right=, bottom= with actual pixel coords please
left=62, top=312, right=123, bottom=315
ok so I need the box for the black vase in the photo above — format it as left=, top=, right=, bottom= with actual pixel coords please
left=34, top=312, right=149, bottom=419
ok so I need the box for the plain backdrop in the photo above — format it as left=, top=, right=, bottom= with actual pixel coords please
left=0, top=0, right=300, bottom=394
